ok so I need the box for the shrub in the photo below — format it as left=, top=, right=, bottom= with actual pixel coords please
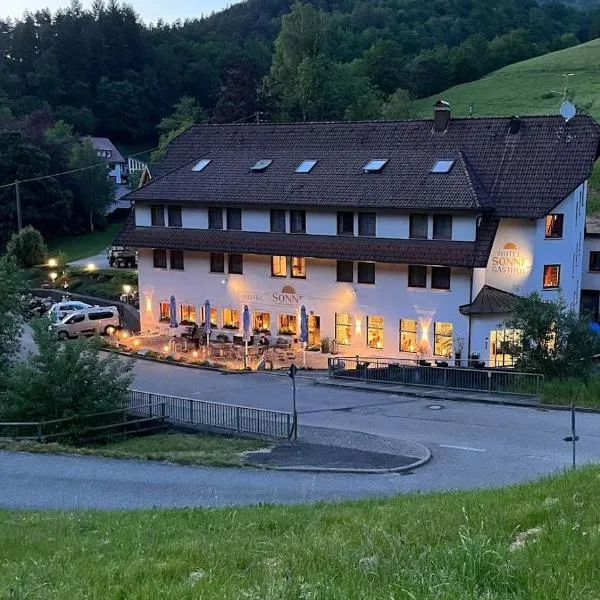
left=6, top=226, right=47, bottom=268
left=1, top=318, right=133, bottom=429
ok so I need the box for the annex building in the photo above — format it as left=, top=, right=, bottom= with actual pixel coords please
left=117, top=103, right=600, bottom=365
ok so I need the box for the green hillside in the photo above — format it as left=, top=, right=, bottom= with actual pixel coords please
left=413, top=38, right=600, bottom=121
left=414, top=38, right=600, bottom=212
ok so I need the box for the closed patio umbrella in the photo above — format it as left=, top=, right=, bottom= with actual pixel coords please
left=169, top=295, right=178, bottom=329
left=204, top=299, right=212, bottom=349
left=299, top=305, right=308, bottom=367
left=242, top=305, right=251, bottom=369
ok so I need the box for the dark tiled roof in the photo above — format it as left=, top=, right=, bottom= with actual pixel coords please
left=128, top=115, right=600, bottom=218
left=459, top=285, right=519, bottom=315
left=114, top=218, right=491, bottom=268
left=89, top=137, right=126, bottom=163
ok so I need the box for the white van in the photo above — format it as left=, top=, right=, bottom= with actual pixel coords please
left=52, top=306, right=121, bottom=340
left=49, top=301, right=93, bottom=322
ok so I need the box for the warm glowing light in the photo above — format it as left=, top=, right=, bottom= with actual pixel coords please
left=133, top=340, right=140, bottom=347
left=355, top=319, right=362, bottom=335
left=192, top=350, right=198, bottom=358
left=145, top=297, right=153, bottom=313
left=123, top=284, right=132, bottom=294
left=163, top=345, right=169, bottom=352
left=47, top=258, right=58, bottom=268
left=106, top=326, right=116, bottom=335
left=49, top=272, right=58, bottom=282
left=376, top=341, right=383, bottom=349
left=120, top=331, right=129, bottom=339
left=86, top=263, right=96, bottom=271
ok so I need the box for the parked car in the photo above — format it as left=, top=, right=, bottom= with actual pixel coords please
left=52, top=306, right=121, bottom=340
left=49, top=300, right=93, bottom=322
left=107, top=245, right=137, bottom=268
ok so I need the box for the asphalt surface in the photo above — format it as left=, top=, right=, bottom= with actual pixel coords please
left=2, top=359, right=600, bottom=509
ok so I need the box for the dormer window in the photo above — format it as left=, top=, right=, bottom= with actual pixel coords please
left=363, top=159, right=388, bottom=173
left=295, top=160, right=317, bottom=173
left=192, top=159, right=211, bottom=172
left=251, top=159, right=272, bottom=172
left=431, top=159, right=455, bottom=173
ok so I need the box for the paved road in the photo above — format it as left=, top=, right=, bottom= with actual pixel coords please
left=2, top=360, right=599, bottom=509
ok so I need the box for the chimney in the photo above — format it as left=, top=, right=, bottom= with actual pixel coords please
left=433, top=100, right=451, bottom=132
left=508, top=115, right=521, bottom=135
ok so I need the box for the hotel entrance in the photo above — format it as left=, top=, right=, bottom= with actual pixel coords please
left=308, top=314, right=321, bottom=347
left=489, top=329, right=519, bottom=367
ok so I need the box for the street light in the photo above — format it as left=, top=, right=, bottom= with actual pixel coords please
left=123, top=284, right=132, bottom=294
left=47, top=258, right=58, bottom=268
left=86, top=263, right=96, bottom=272
left=49, top=272, right=58, bottom=284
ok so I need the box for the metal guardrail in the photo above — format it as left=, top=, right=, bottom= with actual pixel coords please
left=328, top=357, right=544, bottom=397
left=128, top=390, right=294, bottom=440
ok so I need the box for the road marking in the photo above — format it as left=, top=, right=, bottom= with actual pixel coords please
left=440, top=444, right=486, bottom=453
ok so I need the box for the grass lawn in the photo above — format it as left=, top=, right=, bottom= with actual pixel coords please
left=47, top=223, right=123, bottom=262
left=1, top=467, right=600, bottom=598
left=412, top=38, right=600, bottom=213
left=0, top=432, right=267, bottom=467
left=541, top=376, right=600, bottom=408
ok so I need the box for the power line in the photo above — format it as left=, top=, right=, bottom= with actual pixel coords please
left=0, top=145, right=157, bottom=190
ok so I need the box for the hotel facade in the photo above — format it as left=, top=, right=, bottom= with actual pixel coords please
left=117, top=104, right=600, bottom=366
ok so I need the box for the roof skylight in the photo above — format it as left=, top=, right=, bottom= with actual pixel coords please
left=251, top=159, right=273, bottom=172
left=431, top=159, right=455, bottom=173
left=363, top=159, right=388, bottom=173
left=191, top=158, right=211, bottom=172
left=295, top=160, right=318, bottom=173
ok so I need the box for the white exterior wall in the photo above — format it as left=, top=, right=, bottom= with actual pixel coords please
left=482, top=185, right=584, bottom=311
left=137, top=249, right=471, bottom=359
left=583, top=236, right=600, bottom=290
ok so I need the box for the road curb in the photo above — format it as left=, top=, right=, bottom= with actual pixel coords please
left=315, top=379, right=600, bottom=413
left=267, top=448, right=432, bottom=475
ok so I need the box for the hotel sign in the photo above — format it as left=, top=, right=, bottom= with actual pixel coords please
left=239, top=291, right=304, bottom=305
left=491, top=242, right=531, bottom=276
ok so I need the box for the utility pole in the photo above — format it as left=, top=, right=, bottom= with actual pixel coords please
left=15, top=180, right=22, bottom=231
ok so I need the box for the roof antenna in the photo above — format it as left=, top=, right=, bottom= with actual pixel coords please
left=469, top=103, right=473, bottom=118
left=550, top=73, right=577, bottom=122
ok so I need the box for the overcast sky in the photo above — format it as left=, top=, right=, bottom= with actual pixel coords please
left=3, top=0, right=238, bottom=23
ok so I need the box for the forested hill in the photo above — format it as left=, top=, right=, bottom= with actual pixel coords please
left=1, top=0, right=600, bottom=143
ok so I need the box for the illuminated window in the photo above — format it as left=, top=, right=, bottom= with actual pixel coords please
left=434, top=322, right=453, bottom=357
left=543, top=264, right=560, bottom=289
left=159, top=302, right=170, bottom=322
left=201, top=306, right=218, bottom=328
left=490, top=329, right=520, bottom=367
left=399, top=319, right=417, bottom=353
left=278, top=314, right=298, bottom=335
left=545, top=214, right=564, bottom=239
left=253, top=311, right=271, bottom=333
left=222, top=308, right=240, bottom=329
left=272, top=256, right=287, bottom=277
left=367, top=316, right=384, bottom=349
left=180, top=304, right=197, bottom=325
left=335, top=313, right=352, bottom=346
left=291, top=257, right=306, bottom=278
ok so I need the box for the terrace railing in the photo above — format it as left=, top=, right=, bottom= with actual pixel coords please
left=328, top=357, right=543, bottom=397
left=128, top=390, right=295, bottom=440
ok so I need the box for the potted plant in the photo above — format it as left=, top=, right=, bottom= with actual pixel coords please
left=454, top=336, right=465, bottom=367
left=320, top=337, right=331, bottom=354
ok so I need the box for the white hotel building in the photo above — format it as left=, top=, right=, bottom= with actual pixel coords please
left=117, top=104, right=600, bottom=365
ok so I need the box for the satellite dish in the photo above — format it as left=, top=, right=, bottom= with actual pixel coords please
left=560, top=100, right=577, bottom=122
